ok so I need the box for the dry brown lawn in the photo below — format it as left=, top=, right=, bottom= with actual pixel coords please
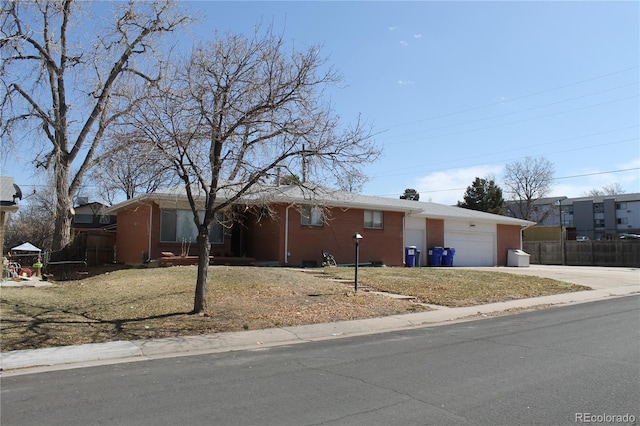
left=323, top=267, right=589, bottom=307
left=0, top=265, right=589, bottom=352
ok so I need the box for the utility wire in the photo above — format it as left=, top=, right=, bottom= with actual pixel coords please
left=370, top=167, right=640, bottom=198
left=383, top=65, right=639, bottom=131
left=378, top=82, right=638, bottom=145
left=382, top=94, right=638, bottom=147
left=374, top=136, right=638, bottom=178
left=374, top=125, right=639, bottom=176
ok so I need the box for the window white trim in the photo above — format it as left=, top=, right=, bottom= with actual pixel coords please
left=364, top=210, right=383, bottom=229
left=301, top=205, right=323, bottom=227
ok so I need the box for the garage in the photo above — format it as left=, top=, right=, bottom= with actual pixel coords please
left=444, top=221, right=496, bottom=266
left=408, top=203, right=533, bottom=267
left=405, top=216, right=426, bottom=266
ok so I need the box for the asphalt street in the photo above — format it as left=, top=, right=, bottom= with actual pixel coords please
left=1, top=296, right=638, bottom=426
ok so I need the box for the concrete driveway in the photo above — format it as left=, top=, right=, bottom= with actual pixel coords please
left=463, top=264, right=639, bottom=290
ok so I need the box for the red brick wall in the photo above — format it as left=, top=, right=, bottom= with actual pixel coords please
left=245, top=205, right=285, bottom=263
left=283, top=206, right=404, bottom=266
left=242, top=204, right=404, bottom=266
left=115, top=201, right=524, bottom=268
left=426, top=218, right=445, bottom=248
left=497, top=224, right=522, bottom=266
left=115, top=202, right=153, bottom=264
left=116, top=202, right=235, bottom=264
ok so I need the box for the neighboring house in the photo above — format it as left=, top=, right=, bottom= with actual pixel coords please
left=505, top=197, right=562, bottom=225
left=1, top=177, right=20, bottom=254
left=514, top=193, right=640, bottom=241
left=71, top=201, right=117, bottom=265
left=72, top=201, right=117, bottom=232
left=107, top=184, right=534, bottom=267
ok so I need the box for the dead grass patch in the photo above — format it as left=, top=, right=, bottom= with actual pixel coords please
left=1, top=266, right=590, bottom=352
left=323, top=267, right=590, bottom=307
left=1, top=266, right=425, bottom=352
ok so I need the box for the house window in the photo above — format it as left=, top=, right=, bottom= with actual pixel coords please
left=594, top=204, right=604, bottom=213
left=301, top=205, right=323, bottom=226
left=617, top=218, right=628, bottom=225
left=364, top=210, right=383, bottom=229
left=594, top=219, right=605, bottom=227
left=74, top=214, right=93, bottom=224
left=616, top=203, right=627, bottom=210
left=160, top=209, right=224, bottom=244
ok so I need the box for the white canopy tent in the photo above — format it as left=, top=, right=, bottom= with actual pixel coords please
left=4, top=243, right=42, bottom=280
left=11, top=242, right=41, bottom=254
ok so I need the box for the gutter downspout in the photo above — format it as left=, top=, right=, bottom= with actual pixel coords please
left=284, top=204, right=294, bottom=264
left=520, top=223, right=534, bottom=249
left=148, top=203, right=153, bottom=263
left=402, top=215, right=406, bottom=265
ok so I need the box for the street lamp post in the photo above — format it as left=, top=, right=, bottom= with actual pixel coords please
left=555, top=197, right=567, bottom=265
left=353, top=232, right=363, bottom=292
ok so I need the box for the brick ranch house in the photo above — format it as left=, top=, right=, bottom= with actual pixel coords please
left=106, top=184, right=534, bottom=267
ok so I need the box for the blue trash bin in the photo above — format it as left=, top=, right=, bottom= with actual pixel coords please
left=405, top=246, right=417, bottom=267
left=442, top=247, right=456, bottom=267
left=428, top=247, right=444, bottom=266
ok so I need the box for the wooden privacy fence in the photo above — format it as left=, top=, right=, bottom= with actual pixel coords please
left=523, top=240, right=640, bottom=267
left=69, top=232, right=116, bottom=266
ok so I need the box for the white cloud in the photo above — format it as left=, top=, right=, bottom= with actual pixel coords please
left=397, top=80, right=415, bottom=85
left=399, top=40, right=409, bottom=46
left=413, top=34, right=422, bottom=39
left=618, top=157, right=640, bottom=173
left=413, top=165, right=503, bottom=205
left=388, top=26, right=397, bottom=31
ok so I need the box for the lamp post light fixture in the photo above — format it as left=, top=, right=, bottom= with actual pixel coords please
left=353, top=232, right=363, bottom=292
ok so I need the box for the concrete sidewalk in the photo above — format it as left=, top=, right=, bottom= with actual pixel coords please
left=2, top=282, right=637, bottom=375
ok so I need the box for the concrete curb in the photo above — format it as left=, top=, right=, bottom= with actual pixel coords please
left=0, top=341, right=143, bottom=371
left=2, top=285, right=638, bottom=373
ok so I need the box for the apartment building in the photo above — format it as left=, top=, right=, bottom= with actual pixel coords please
left=507, top=193, right=640, bottom=240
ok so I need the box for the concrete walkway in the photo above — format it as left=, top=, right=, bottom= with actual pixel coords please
left=0, top=276, right=52, bottom=287
left=1, top=266, right=638, bottom=375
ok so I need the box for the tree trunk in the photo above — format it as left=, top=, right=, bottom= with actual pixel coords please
left=52, top=162, right=73, bottom=251
left=192, top=231, right=211, bottom=314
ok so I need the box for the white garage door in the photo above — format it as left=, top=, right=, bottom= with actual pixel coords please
left=444, top=232, right=495, bottom=266
left=405, top=229, right=425, bottom=266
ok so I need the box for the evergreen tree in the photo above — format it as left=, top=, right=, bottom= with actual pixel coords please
left=400, top=188, right=420, bottom=201
left=457, top=177, right=505, bottom=215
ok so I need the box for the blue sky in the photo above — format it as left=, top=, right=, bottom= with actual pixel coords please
left=2, top=1, right=638, bottom=205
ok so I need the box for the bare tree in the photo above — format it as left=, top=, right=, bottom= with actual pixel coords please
left=338, top=169, right=368, bottom=193
left=89, top=138, right=178, bottom=204
left=503, top=156, right=554, bottom=221
left=3, top=185, right=55, bottom=254
left=584, top=183, right=626, bottom=197
left=0, top=0, right=191, bottom=250
left=124, top=28, right=379, bottom=314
